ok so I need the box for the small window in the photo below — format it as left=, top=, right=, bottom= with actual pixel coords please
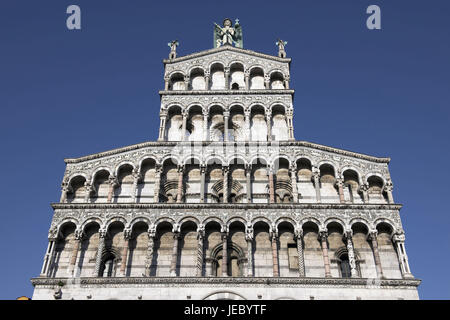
left=231, top=83, right=239, bottom=90
left=339, top=254, right=351, bottom=278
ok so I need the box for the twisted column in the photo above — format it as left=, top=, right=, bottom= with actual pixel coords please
left=264, top=74, right=270, bottom=89
left=222, top=166, right=229, bottom=203
left=244, top=70, right=250, bottom=90
left=265, top=111, right=272, bottom=142
left=244, top=110, right=251, bottom=141
left=319, top=230, right=332, bottom=278
left=368, top=231, right=384, bottom=278
left=94, top=229, right=107, bottom=277
left=360, top=183, right=369, bottom=203
left=345, top=230, right=358, bottom=278
left=224, top=67, right=230, bottom=89
left=204, top=71, right=210, bottom=90
left=287, top=109, right=294, bottom=141
left=120, top=229, right=131, bottom=276
left=184, top=75, right=190, bottom=91
left=295, top=228, right=305, bottom=277
left=144, top=225, right=156, bottom=276
left=203, top=111, right=208, bottom=141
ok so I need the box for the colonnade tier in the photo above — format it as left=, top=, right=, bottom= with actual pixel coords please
left=41, top=218, right=413, bottom=280
left=61, top=158, right=394, bottom=205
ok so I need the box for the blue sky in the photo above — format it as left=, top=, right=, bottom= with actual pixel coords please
left=0, top=0, right=449, bottom=299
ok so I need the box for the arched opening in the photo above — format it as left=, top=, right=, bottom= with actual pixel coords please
left=250, top=105, right=267, bottom=141
left=250, top=158, right=268, bottom=203
left=161, top=158, right=180, bottom=203
left=139, top=158, right=157, bottom=203
left=351, top=222, right=375, bottom=278
left=169, top=73, right=185, bottom=91
left=229, top=105, right=245, bottom=141
left=166, top=105, right=183, bottom=141
left=278, top=222, right=297, bottom=277
left=319, top=164, right=339, bottom=203
left=253, top=221, right=271, bottom=276
left=296, top=158, right=314, bottom=203
left=128, top=221, right=149, bottom=276
left=249, top=67, right=264, bottom=89
left=115, top=164, right=134, bottom=203
left=273, top=158, right=292, bottom=203
left=368, top=176, right=388, bottom=203
left=271, top=105, right=288, bottom=141
left=179, top=221, right=198, bottom=276
left=343, top=170, right=362, bottom=203
left=302, top=221, right=321, bottom=277
left=210, top=63, right=225, bottom=90
left=270, top=71, right=285, bottom=89
left=67, top=176, right=87, bottom=203
left=190, top=68, right=205, bottom=90
left=52, top=222, right=77, bottom=277
left=229, top=63, right=245, bottom=90
left=187, top=105, right=203, bottom=141
left=209, top=105, right=225, bottom=142
left=92, top=170, right=110, bottom=203
left=376, top=222, right=402, bottom=278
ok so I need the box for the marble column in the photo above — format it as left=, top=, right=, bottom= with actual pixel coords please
left=221, top=232, right=228, bottom=277
left=360, top=183, right=369, bottom=203
left=94, top=229, right=107, bottom=277
left=268, top=166, right=275, bottom=204
left=284, top=74, right=290, bottom=89
left=107, top=176, right=118, bottom=203
left=319, top=230, right=332, bottom=278
left=291, top=165, right=298, bottom=203
left=144, top=225, right=156, bottom=276
left=245, top=226, right=254, bottom=277
left=368, top=231, right=384, bottom=278
left=295, top=229, right=305, bottom=277
left=40, top=239, right=56, bottom=277
left=176, top=166, right=184, bottom=203
left=131, top=168, right=141, bottom=203
left=287, top=110, right=294, bottom=141
left=222, top=166, right=229, bottom=204
left=60, top=183, right=69, bottom=203
left=196, top=225, right=205, bottom=277
left=223, top=111, right=229, bottom=142
left=312, top=167, right=321, bottom=203
left=181, top=111, right=187, bottom=141
left=244, top=70, right=250, bottom=90
left=170, top=232, right=180, bottom=276
left=120, top=229, right=131, bottom=276
left=265, top=112, right=272, bottom=142
left=204, top=71, right=210, bottom=90
left=345, top=230, right=358, bottom=278
left=164, top=76, right=170, bottom=91
left=153, top=165, right=161, bottom=203
left=184, top=75, right=190, bottom=90
left=224, top=67, right=230, bottom=89
left=271, top=231, right=279, bottom=277
left=245, top=164, right=252, bottom=203
left=203, top=111, right=208, bottom=141
left=336, top=178, right=345, bottom=203
left=393, top=233, right=413, bottom=278
left=264, top=75, right=270, bottom=89
left=68, top=230, right=83, bottom=277
left=158, top=113, right=167, bottom=141
left=84, top=182, right=92, bottom=203
left=200, top=165, right=206, bottom=203
left=244, top=110, right=251, bottom=141
left=384, top=179, right=394, bottom=204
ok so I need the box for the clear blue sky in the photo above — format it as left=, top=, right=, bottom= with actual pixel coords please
left=0, top=0, right=449, bottom=300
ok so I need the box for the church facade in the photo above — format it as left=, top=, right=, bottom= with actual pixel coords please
left=31, top=20, right=420, bottom=300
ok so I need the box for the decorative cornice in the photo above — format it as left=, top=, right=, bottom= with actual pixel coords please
left=64, top=141, right=390, bottom=164
left=159, top=89, right=295, bottom=96
left=162, top=45, right=291, bottom=64
left=51, top=203, right=402, bottom=211
left=31, top=276, right=421, bottom=288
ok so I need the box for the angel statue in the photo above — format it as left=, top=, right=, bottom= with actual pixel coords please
left=214, top=18, right=243, bottom=48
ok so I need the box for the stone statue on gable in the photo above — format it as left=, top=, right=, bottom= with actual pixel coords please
left=214, top=18, right=243, bottom=48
